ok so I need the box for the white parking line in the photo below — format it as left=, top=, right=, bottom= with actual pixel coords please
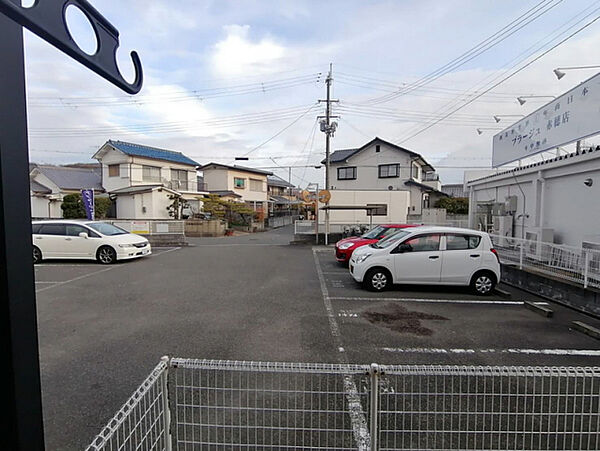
left=381, top=347, right=600, bottom=356
left=151, top=247, right=181, bottom=256
left=313, top=249, right=369, bottom=450
left=329, top=296, right=525, bottom=305
left=35, top=266, right=116, bottom=293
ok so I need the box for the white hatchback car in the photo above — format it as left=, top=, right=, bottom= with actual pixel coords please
left=349, top=226, right=501, bottom=295
left=32, top=220, right=152, bottom=264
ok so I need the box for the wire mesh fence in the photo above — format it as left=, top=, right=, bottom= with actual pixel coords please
left=86, top=358, right=600, bottom=450
left=377, top=365, right=600, bottom=450
left=85, top=358, right=171, bottom=451
left=170, top=359, right=371, bottom=450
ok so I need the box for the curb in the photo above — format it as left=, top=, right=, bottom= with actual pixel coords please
left=524, top=301, right=554, bottom=318
left=571, top=321, right=600, bottom=340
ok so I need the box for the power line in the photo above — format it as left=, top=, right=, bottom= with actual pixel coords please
left=396, top=3, right=600, bottom=144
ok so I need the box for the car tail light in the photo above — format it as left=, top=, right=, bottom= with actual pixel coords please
left=490, top=248, right=500, bottom=263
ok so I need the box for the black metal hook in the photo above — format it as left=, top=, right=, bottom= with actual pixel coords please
left=0, top=0, right=143, bottom=94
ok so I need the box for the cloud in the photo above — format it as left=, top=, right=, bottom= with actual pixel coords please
left=211, top=25, right=286, bottom=77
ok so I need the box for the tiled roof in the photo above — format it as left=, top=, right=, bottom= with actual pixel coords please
left=33, top=165, right=103, bottom=190
left=267, top=174, right=294, bottom=188
left=200, top=162, right=273, bottom=176
left=328, top=148, right=360, bottom=163
left=208, top=190, right=242, bottom=198
left=405, top=179, right=447, bottom=196
left=108, top=140, right=200, bottom=167
left=30, top=180, right=51, bottom=194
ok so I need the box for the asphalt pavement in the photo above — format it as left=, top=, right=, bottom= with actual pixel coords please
left=34, top=225, right=600, bottom=450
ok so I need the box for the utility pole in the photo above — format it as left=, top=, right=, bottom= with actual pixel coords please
left=319, top=64, right=339, bottom=190
left=318, top=64, right=338, bottom=245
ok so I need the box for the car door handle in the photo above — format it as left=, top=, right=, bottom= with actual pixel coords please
left=470, top=254, right=480, bottom=258
left=65, top=238, right=72, bottom=241
left=429, top=255, right=439, bottom=259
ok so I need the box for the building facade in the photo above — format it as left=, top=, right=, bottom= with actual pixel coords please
left=200, top=163, right=272, bottom=213
left=467, top=146, right=600, bottom=247
left=324, top=137, right=446, bottom=216
left=93, top=140, right=205, bottom=219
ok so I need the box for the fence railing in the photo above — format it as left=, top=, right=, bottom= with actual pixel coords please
left=489, top=234, right=600, bottom=289
left=107, top=220, right=185, bottom=235
left=86, top=358, right=600, bottom=451
left=295, top=220, right=316, bottom=235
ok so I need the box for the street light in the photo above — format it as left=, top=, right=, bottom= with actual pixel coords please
left=553, top=65, right=600, bottom=80
left=517, top=95, right=556, bottom=105
left=493, top=114, right=524, bottom=123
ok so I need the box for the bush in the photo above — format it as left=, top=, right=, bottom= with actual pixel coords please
left=434, top=197, right=469, bottom=215
left=61, top=193, right=111, bottom=219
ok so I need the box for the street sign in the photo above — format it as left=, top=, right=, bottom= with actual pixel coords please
left=492, top=71, right=600, bottom=167
left=318, top=189, right=331, bottom=203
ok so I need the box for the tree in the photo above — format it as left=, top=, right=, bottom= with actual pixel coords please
left=166, top=194, right=189, bottom=219
left=434, top=197, right=469, bottom=215
left=203, top=195, right=257, bottom=226
left=61, top=193, right=112, bottom=219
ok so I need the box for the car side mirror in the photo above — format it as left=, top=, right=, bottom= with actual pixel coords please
left=393, top=243, right=411, bottom=254
left=78, top=232, right=89, bottom=239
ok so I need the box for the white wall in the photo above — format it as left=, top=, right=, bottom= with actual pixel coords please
left=115, top=189, right=175, bottom=219
left=317, top=190, right=410, bottom=225
left=468, top=149, right=600, bottom=246
left=203, top=167, right=269, bottom=203
left=31, top=195, right=50, bottom=218
left=328, top=141, right=418, bottom=191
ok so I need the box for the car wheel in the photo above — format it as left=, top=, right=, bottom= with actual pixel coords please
left=97, top=246, right=117, bottom=265
left=33, top=246, right=42, bottom=264
left=364, top=268, right=391, bottom=292
left=471, top=271, right=496, bottom=296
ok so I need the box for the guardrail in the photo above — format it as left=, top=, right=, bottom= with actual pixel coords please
left=86, top=357, right=600, bottom=451
left=489, top=234, right=600, bottom=289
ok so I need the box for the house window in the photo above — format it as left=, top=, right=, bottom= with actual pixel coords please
left=375, top=145, right=381, bottom=153
left=249, top=178, right=263, bottom=192
left=108, top=164, right=120, bottom=177
left=234, top=177, right=245, bottom=189
left=412, top=162, right=420, bottom=180
left=367, top=204, right=388, bottom=216
left=171, top=169, right=188, bottom=190
left=423, top=193, right=430, bottom=209
left=142, top=165, right=161, bottom=182
left=337, top=167, right=356, bottom=180
left=378, top=164, right=399, bottom=178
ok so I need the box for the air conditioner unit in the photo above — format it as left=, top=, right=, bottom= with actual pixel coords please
left=524, top=227, right=554, bottom=261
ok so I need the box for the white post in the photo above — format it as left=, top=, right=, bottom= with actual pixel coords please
left=160, top=356, right=173, bottom=451
left=369, top=363, right=379, bottom=451
left=584, top=251, right=590, bottom=289
left=519, top=241, right=524, bottom=270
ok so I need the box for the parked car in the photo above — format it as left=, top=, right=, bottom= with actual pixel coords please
left=32, top=220, right=152, bottom=264
left=334, top=224, right=416, bottom=264
left=349, top=226, right=501, bottom=295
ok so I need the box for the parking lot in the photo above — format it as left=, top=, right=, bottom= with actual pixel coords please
left=34, top=226, right=600, bottom=450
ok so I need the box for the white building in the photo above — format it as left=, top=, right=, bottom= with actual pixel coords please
left=93, top=140, right=206, bottom=219
left=29, top=164, right=104, bottom=218
left=323, top=137, right=446, bottom=218
left=467, top=146, right=600, bottom=247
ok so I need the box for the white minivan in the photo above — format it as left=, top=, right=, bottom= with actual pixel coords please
left=349, top=226, right=501, bottom=295
left=32, top=220, right=151, bottom=264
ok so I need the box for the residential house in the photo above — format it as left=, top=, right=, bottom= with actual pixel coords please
left=93, top=140, right=206, bottom=219
left=442, top=183, right=468, bottom=198
left=200, top=163, right=272, bottom=213
left=29, top=164, right=104, bottom=218
left=267, top=174, right=300, bottom=215
left=313, top=137, right=448, bottom=229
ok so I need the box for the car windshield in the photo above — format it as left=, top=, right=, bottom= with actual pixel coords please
left=87, top=223, right=128, bottom=236
left=371, top=230, right=411, bottom=249
left=361, top=225, right=386, bottom=239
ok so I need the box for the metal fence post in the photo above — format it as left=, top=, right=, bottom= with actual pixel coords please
left=161, top=356, right=173, bottom=451
left=583, top=251, right=590, bottom=289
left=519, top=241, right=524, bottom=270
left=369, top=363, right=379, bottom=451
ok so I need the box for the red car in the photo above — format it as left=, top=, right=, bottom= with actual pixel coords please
left=334, top=224, right=417, bottom=264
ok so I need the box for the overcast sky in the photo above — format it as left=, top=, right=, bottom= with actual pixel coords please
left=23, top=0, right=600, bottom=185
